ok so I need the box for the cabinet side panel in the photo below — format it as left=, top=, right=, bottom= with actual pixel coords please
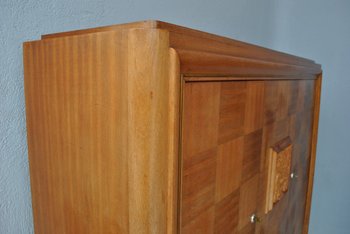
left=23, top=32, right=129, bottom=234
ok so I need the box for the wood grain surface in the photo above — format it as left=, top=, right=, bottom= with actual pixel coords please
left=24, top=20, right=322, bottom=234
left=41, top=20, right=321, bottom=77
left=303, top=74, right=322, bottom=234
left=24, top=28, right=180, bottom=234
left=180, top=79, right=316, bottom=234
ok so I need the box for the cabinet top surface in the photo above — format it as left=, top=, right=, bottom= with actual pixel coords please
left=38, top=20, right=321, bottom=76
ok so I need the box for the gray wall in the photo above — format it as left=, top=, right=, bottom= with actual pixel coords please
left=0, top=0, right=348, bottom=233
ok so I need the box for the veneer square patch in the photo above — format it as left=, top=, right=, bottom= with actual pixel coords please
left=265, top=137, right=292, bottom=213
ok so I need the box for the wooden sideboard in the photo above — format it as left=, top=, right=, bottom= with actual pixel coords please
left=23, top=20, right=322, bottom=234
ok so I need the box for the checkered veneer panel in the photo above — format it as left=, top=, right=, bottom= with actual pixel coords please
left=180, top=80, right=315, bottom=234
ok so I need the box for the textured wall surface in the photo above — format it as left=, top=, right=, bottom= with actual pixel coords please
left=0, top=0, right=349, bottom=233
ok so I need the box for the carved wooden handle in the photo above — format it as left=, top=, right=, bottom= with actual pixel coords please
left=265, top=137, right=293, bottom=213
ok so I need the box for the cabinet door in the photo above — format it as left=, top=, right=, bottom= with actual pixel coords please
left=257, top=80, right=315, bottom=234
left=179, top=80, right=315, bottom=234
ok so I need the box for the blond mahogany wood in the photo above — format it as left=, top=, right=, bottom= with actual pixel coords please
left=265, top=140, right=292, bottom=213
left=303, top=74, right=322, bottom=234
left=41, top=20, right=156, bottom=39
left=176, top=49, right=320, bottom=77
left=24, top=20, right=322, bottom=234
left=43, top=20, right=314, bottom=68
left=238, top=174, right=260, bottom=230
left=257, top=80, right=316, bottom=234
left=167, top=48, right=181, bottom=234
left=184, top=75, right=317, bottom=82
left=126, top=29, right=172, bottom=234
left=24, top=31, right=130, bottom=234
left=181, top=83, right=219, bottom=232
left=43, top=20, right=314, bottom=67
left=216, top=137, right=244, bottom=202
left=24, top=28, right=179, bottom=234
left=180, top=79, right=317, bottom=234
left=41, top=20, right=321, bottom=77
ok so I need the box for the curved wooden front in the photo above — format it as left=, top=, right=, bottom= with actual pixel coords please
left=180, top=78, right=315, bottom=234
